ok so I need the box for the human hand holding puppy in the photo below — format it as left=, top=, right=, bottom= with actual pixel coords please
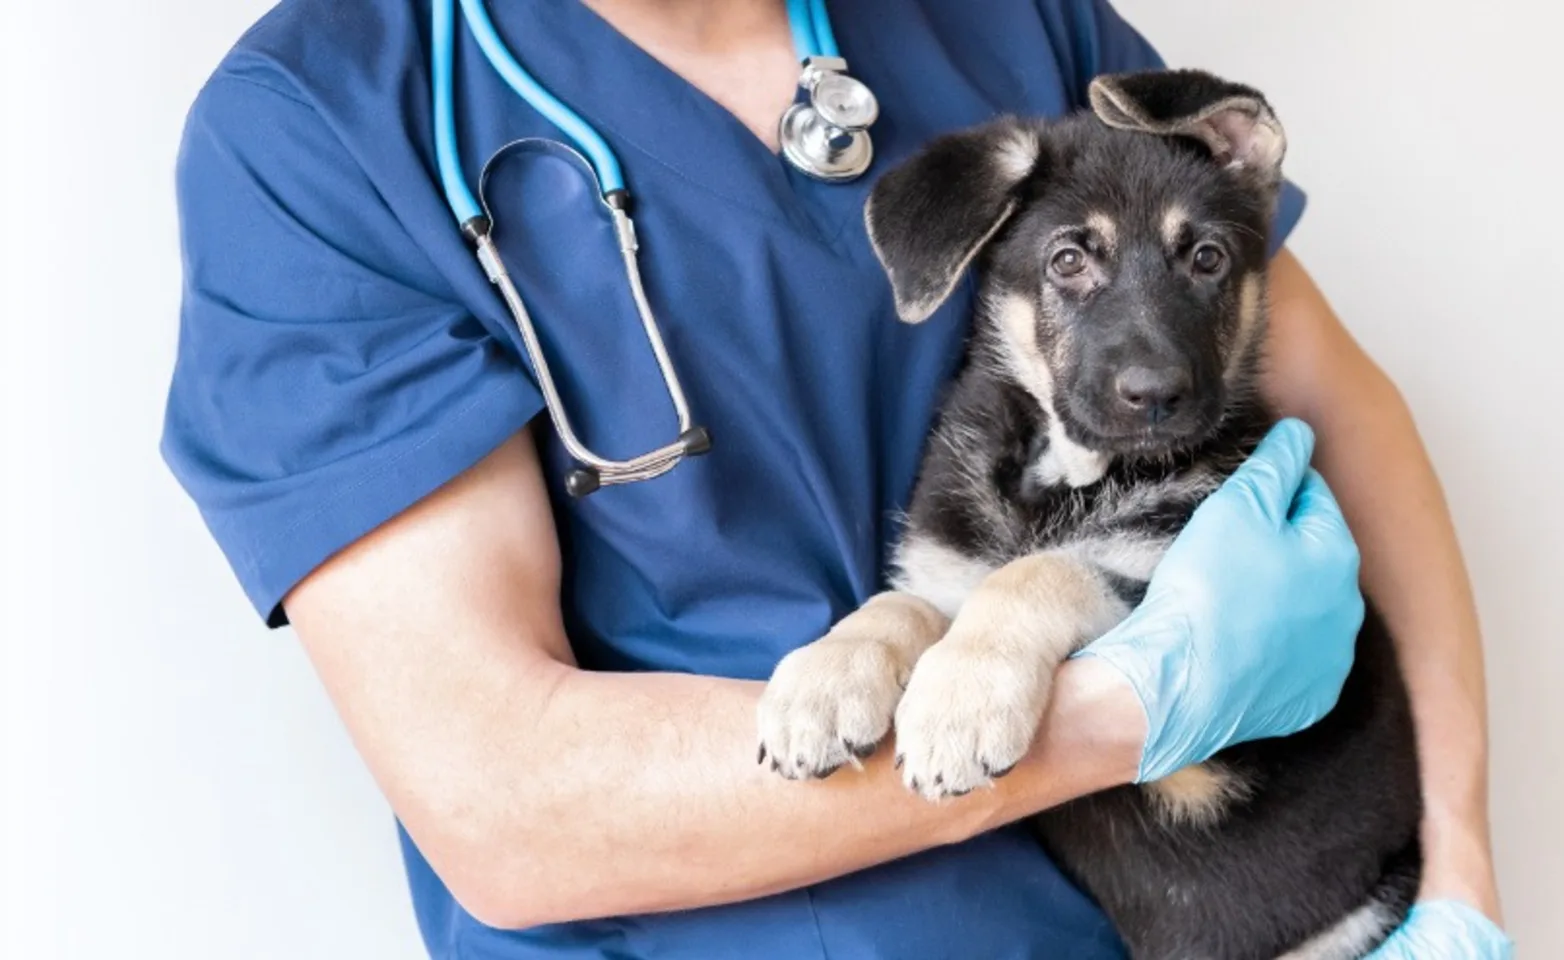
left=1075, top=417, right=1363, bottom=782
left=1366, top=900, right=1514, bottom=959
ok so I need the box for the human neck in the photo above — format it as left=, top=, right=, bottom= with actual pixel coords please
left=578, top=0, right=799, bottom=150
left=579, top=0, right=787, bottom=55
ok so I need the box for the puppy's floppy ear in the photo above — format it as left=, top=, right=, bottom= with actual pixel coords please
left=865, top=117, right=1043, bottom=324
left=1088, top=69, right=1286, bottom=182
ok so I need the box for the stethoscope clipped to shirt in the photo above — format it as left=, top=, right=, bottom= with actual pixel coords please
left=433, top=0, right=878, bottom=496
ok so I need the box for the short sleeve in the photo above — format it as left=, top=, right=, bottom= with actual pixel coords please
left=1043, top=0, right=1308, bottom=254
left=161, top=75, right=544, bottom=627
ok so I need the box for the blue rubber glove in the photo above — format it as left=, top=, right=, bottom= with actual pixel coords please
left=1075, top=418, right=1364, bottom=782
left=1367, top=901, right=1514, bottom=959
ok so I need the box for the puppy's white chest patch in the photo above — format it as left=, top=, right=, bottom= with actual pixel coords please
left=890, top=537, right=997, bottom=619
left=1028, top=423, right=1112, bottom=489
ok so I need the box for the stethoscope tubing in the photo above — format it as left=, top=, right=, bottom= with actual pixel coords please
left=455, top=0, right=626, bottom=194
left=475, top=224, right=690, bottom=479
left=431, top=0, right=479, bottom=221
left=433, top=0, right=846, bottom=493
left=440, top=0, right=836, bottom=215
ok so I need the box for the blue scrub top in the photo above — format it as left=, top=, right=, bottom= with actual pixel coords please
left=164, top=1, right=1305, bottom=957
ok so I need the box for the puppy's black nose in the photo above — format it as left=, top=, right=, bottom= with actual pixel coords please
left=1115, top=366, right=1191, bottom=423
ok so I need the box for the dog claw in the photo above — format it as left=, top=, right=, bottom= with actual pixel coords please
left=893, top=753, right=904, bottom=770
left=845, top=739, right=876, bottom=759
left=983, top=761, right=1017, bottom=779
left=757, top=744, right=768, bottom=765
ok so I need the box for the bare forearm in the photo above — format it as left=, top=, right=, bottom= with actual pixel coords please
left=1295, top=376, right=1495, bottom=909
left=284, top=428, right=1145, bottom=931
left=1265, top=250, right=1499, bottom=916
left=284, top=434, right=1126, bottom=931
left=450, top=656, right=1139, bottom=928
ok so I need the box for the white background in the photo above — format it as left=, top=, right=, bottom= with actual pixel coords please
left=2, top=1, right=1560, bottom=957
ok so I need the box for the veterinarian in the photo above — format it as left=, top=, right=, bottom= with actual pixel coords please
left=162, top=0, right=1509, bottom=957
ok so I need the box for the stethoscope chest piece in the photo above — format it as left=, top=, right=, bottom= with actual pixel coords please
left=780, top=56, right=878, bottom=182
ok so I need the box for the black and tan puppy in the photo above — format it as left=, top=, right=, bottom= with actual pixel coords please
left=757, top=70, right=1422, bottom=959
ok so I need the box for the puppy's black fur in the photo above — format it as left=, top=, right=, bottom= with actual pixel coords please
left=864, top=71, right=1422, bottom=958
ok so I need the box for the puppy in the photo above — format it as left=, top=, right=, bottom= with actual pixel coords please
left=757, top=70, right=1422, bottom=960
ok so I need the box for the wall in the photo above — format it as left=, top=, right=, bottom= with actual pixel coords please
left=2, top=2, right=426, bottom=958
left=3, top=1, right=1559, bottom=956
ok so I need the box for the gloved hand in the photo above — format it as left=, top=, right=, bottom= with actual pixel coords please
left=1366, top=901, right=1514, bottom=959
left=1075, top=418, right=1364, bottom=782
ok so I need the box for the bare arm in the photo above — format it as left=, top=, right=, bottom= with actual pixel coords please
left=282, top=426, right=1144, bottom=930
left=1263, top=249, right=1501, bottom=919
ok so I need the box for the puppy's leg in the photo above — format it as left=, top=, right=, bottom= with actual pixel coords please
left=757, top=592, right=949, bottom=780
left=893, top=552, right=1125, bottom=800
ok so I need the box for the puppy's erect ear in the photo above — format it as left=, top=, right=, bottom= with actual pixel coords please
left=865, top=117, right=1043, bottom=324
left=1088, top=69, right=1286, bottom=182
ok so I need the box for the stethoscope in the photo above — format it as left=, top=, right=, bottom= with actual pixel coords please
left=432, top=0, right=879, bottom=496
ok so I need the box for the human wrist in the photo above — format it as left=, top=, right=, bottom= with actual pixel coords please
left=1419, top=809, right=1503, bottom=923
left=1053, top=656, right=1149, bottom=789
left=930, top=659, right=1144, bottom=843
left=979, top=658, right=1145, bottom=831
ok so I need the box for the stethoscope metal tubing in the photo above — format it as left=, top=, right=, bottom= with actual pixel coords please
left=606, top=196, right=694, bottom=433
left=468, top=217, right=707, bottom=494
left=468, top=138, right=711, bottom=494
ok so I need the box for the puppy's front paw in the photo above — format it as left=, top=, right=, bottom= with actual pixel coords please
left=893, top=640, right=1049, bottom=801
left=757, top=637, right=908, bottom=780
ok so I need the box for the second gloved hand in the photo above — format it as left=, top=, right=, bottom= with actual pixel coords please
left=1366, top=901, right=1514, bottom=959
left=1075, top=418, right=1364, bottom=782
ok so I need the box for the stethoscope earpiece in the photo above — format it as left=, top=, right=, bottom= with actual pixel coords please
left=565, top=467, right=602, bottom=499
left=779, top=56, right=878, bottom=182
left=565, top=427, right=713, bottom=499
left=679, top=426, right=714, bottom=457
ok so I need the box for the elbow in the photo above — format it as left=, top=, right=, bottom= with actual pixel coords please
left=444, top=845, right=662, bottom=931
left=419, top=816, right=597, bottom=931
left=448, top=878, right=553, bottom=932
left=437, top=848, right=564, bottom=931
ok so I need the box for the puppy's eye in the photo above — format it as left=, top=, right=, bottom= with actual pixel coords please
left=1191, top=244, right=1227, bottom=275
left=1050, top=247, right=1088, bottom=277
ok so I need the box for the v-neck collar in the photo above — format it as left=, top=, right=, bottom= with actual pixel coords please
left=491, top=0, right=839, bottom=239
left=476, top=0, right=1014, bottom=246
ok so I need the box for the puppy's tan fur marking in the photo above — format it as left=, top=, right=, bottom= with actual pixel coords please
left=956, top=553, right=1123, bottom=657
left=840, top=591, right=951, bottom=669
left=893, top=552, right=1126, bottom=798
left=1160, top=204, right=1190, bottom=249
left=1143, top=762, right=1253, bottom=827
left=1086, top=212, right=1118, bottom=254
left=757, top=592, right=949, bottom=778
left=992, top=292, right=1112, bottom=487
left=1225, top=272, right=1264, bottom=384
